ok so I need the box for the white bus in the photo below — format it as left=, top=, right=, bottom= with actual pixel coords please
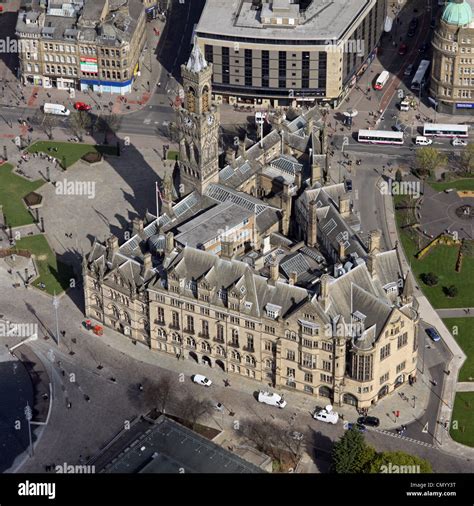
left=375, top=71, right=390, bottom=90
left=423, top=123, right=469, bottom=138
left=358, top=130, right=405, bottom=145
left=411, top=60, right=430, bottom=91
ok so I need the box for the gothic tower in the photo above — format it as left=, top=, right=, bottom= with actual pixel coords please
left=177, top=42, right=220, bottom=196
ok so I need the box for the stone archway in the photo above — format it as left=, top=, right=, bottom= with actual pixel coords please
left=343, top=393, right=358, bottom=408
left=319, top=385, right=333, bottom=400
left=202, top=355, right=212, bottom=367
left=378, top=385, right=389, bottom=400
left=216, top=360, right=226, bottom=372
left=189, top=351, right=199, bottom=363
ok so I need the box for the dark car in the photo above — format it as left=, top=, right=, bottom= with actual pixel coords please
left=347, top=422, right=367, bottom=433
left=409, top=18, right=419, bottom=30
left=430, top=19, right=436, bottom=29
left=419, top=42, right=429, bottom=53
left=425, top=327, right=441, bottom=342
left=357, top=416, right=380, bottom=427
left=407, top=29, right=416, bottom=38
left=398, top=43, right=408, bottom=56
left=344, top=179, right=353, bottom=192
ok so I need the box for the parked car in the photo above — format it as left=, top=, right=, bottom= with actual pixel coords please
left=409, top=18, right=419, bottom=30
left=407, top=28, right=416, bottom=37
left=313, top=405, right=339, bottom=424
left=257, top=391, right=287, bottom=408
left=415, top=136, right=433, bottom=146
left=398, top=43, right=408, bottom=56
left=357, top=416, right=380, bottom=427
left=289, top=431, right=304, bottom=441
left=452, top=138, right=467, bottom=147
left=192, top=374, right=212, bottom=387
left=419, top=42, right=429, bottom=53
left=346, top=422, right=367, bottom=433
left=430, top=18, right=436, bottom=29
left=425, top=327, right=441, bottom=342
left=404, top=64, right=414, bottom=76
left=344, top=179, right=353, bottom=192
left=74, top=101, right=92, bottom=111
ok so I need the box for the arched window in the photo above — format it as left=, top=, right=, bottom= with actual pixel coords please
left=186, top=87, right=196, bottom=113
left=122, top=311, right=131, bottom=324
left=202, top=85, right=209, bottom=112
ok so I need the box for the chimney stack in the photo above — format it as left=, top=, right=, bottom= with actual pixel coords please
left=143, top=252, right=152, bottom=271
left=132, top=218, right=144, bottom=236
left=368, top=229, right=382, bottom=255
left=307, top=200, right=318, bottom=248
left=338, top=241, right=346, bottom=262
left=107, top=235, right=119, bottom=253
left=320, top=274, right=330, bottom=310
left=338, top=194, right=351, bottom=218
left=270, top=261, right=279, bottom=283
left=366, top=253, right=377, bottom=278
left=289, top=271, right=298, bottom=286
left=220, top=238, right=234, bottom=261
left=226, top=147, right=236, bottom=166
left=165, top=232, right=174, bottom=255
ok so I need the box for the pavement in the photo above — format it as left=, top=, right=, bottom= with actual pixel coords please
left=437, top=308, right=474, bottom=318
left=381, top=171, right=474, bottom=462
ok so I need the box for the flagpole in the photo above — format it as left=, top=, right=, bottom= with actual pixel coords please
left=156, top=182, right=160, bottom=218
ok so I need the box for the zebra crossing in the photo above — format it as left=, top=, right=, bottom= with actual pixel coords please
left=373, top=427, right=436, bottom=448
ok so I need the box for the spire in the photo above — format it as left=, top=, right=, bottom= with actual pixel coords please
left=186, top=39, right=208, bottom=74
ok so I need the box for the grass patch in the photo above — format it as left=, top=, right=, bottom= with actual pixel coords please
left=15, top=235, right=74, bottom=295
left=0, top=163, right=44, bottom=227
left=28, top=141, right=117, bottom=168
left=394, top=195, right=474, bottom=308
left=443, top=318, right=474, bottom=382
left=430, top=178, right=474, bottom=193
left=450, top=392, right=474, bottom=448
left=166, top=150, right=179, bottom=161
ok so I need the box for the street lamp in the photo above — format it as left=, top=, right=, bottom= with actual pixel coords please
left=52, top=292, right=60, bottom=347
left=24, top=402, right=33, bottom=457
left=9, top=333, right=38, bottom=353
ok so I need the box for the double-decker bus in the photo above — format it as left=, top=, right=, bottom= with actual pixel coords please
left=411, top=60, right=430, bottom=91
left=422, top=123, right=469, bottom=137
left=358, top=130, right=405, bottom=145
left=375, top=71, right=390, bottom=90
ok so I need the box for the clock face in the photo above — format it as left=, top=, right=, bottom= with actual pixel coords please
left=184, top=117, right=193, bottom=128
left=207, top=114, right=214, bottom=125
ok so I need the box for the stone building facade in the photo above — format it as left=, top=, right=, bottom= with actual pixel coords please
left=430, top=0, right=474, bottom=114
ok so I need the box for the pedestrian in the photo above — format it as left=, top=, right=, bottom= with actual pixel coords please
left=67, top=401, right=72, bottom=409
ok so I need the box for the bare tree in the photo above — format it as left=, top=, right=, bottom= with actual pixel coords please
left=240, top=418, right=305, bottom=469
left=176, top=395, right=213, bottom=430
left=142, top=376, right=177, bottom=415
left=69, top=111, right=93, bottom=141
left=40, top=114, right=57, bottom=140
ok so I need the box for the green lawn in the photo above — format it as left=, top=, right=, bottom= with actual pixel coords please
left=450, top=392, right=474, bottom=448
left=430, top=178, right=474, bottom=192
left=0, top=163, right=44, bottom=227
left=28, top=141, right=117, bottom=168
left=167, top=150, right=179, bottom=161
left=15, top=234, right=74, bottom=295
left=394, top=196, right=474, bottom=308
left=443, top=318, right=474, bottom=382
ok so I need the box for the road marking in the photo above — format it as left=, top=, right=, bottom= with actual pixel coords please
left=374, top=428, right=436, bottom=448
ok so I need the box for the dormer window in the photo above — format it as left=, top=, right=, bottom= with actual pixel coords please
left=352, top=310, right=366, bottom=323
left=265, top=303, right=281, bottom=319
left=383, top=282, right=398, bottom=295
left=218, top=289, right=227, bottom=302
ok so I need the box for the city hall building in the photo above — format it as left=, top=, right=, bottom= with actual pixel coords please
left=15, top=0, right=146, bottom=94
left=194, top=0, right=386, bottom=107
left=430, top=0, right=474, bottom=114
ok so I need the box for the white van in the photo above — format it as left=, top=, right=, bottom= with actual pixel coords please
left=313, top=405, right=339, bottom=424
left=43, top=103, right=70, bottom=116
left=399, top=99, right=410, bottom=111
left=257, top=391, right=287, bottom=408
left=415, top=136, right=432, bottom=146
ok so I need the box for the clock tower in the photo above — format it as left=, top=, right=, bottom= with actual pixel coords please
left=177, top=42, right=220, bottom=196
